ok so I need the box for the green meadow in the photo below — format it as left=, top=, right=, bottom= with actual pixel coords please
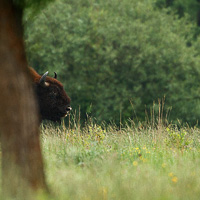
left=38, top=118, right=200, bottom=200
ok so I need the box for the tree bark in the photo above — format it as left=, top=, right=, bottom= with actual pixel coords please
left=0, top=0, right=48, bottom=197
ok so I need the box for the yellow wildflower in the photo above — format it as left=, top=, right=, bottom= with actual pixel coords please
left=171, top=176, right=178, bottom=183
left=162, top=163, right=166, bottom=168
left=168, top=172, right=173, bottom=177
left=133, top=161, right=138, bottom=166
left=102, top=187, right=108, bottom=198
left=142, top=158, right=147, bottom=163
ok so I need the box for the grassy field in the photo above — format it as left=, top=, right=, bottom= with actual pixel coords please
left=38, top=119, right=200, bottom=200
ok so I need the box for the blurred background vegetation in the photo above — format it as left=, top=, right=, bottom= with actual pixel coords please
left=24, top=0, right=200, bottom=126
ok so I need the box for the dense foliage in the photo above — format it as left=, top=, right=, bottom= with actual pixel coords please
left=24, top=0, right=200, bottom=125
left=155, top=0, right=200, bottom=24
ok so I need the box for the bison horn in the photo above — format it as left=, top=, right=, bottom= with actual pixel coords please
left=54, top=72, right=57, bottom=79
left=39, top=71, right=49, bottom=86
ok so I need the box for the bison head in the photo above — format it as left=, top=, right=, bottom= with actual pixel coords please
left=31, top=68, right=71, bottom=122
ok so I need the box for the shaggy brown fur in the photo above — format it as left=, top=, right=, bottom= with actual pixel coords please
left=29, top=67, right=71, bottom=122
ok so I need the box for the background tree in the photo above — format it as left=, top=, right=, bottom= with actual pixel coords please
left=25, top=0, right=200, bottom=126
left=0, top=0, right=53, bottom=198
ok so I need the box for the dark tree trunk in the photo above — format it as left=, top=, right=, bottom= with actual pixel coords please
left=0, top=0, right=48, bottom=197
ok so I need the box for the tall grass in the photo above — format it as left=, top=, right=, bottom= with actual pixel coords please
left=40, top=113, right=200, bottom=200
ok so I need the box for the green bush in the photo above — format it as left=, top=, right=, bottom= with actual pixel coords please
left=24, top=0, right=200, bottom=125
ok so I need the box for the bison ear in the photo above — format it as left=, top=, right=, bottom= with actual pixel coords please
left=39, top=71, right=49, bottom=87
left=54, top=72, right=57, bottom=79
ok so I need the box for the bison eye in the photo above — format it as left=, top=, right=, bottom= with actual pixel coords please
left=50, top=91, right=57, bottom=97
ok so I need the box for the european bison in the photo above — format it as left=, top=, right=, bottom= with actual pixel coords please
left=29, top=67, right=71, bottom=122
